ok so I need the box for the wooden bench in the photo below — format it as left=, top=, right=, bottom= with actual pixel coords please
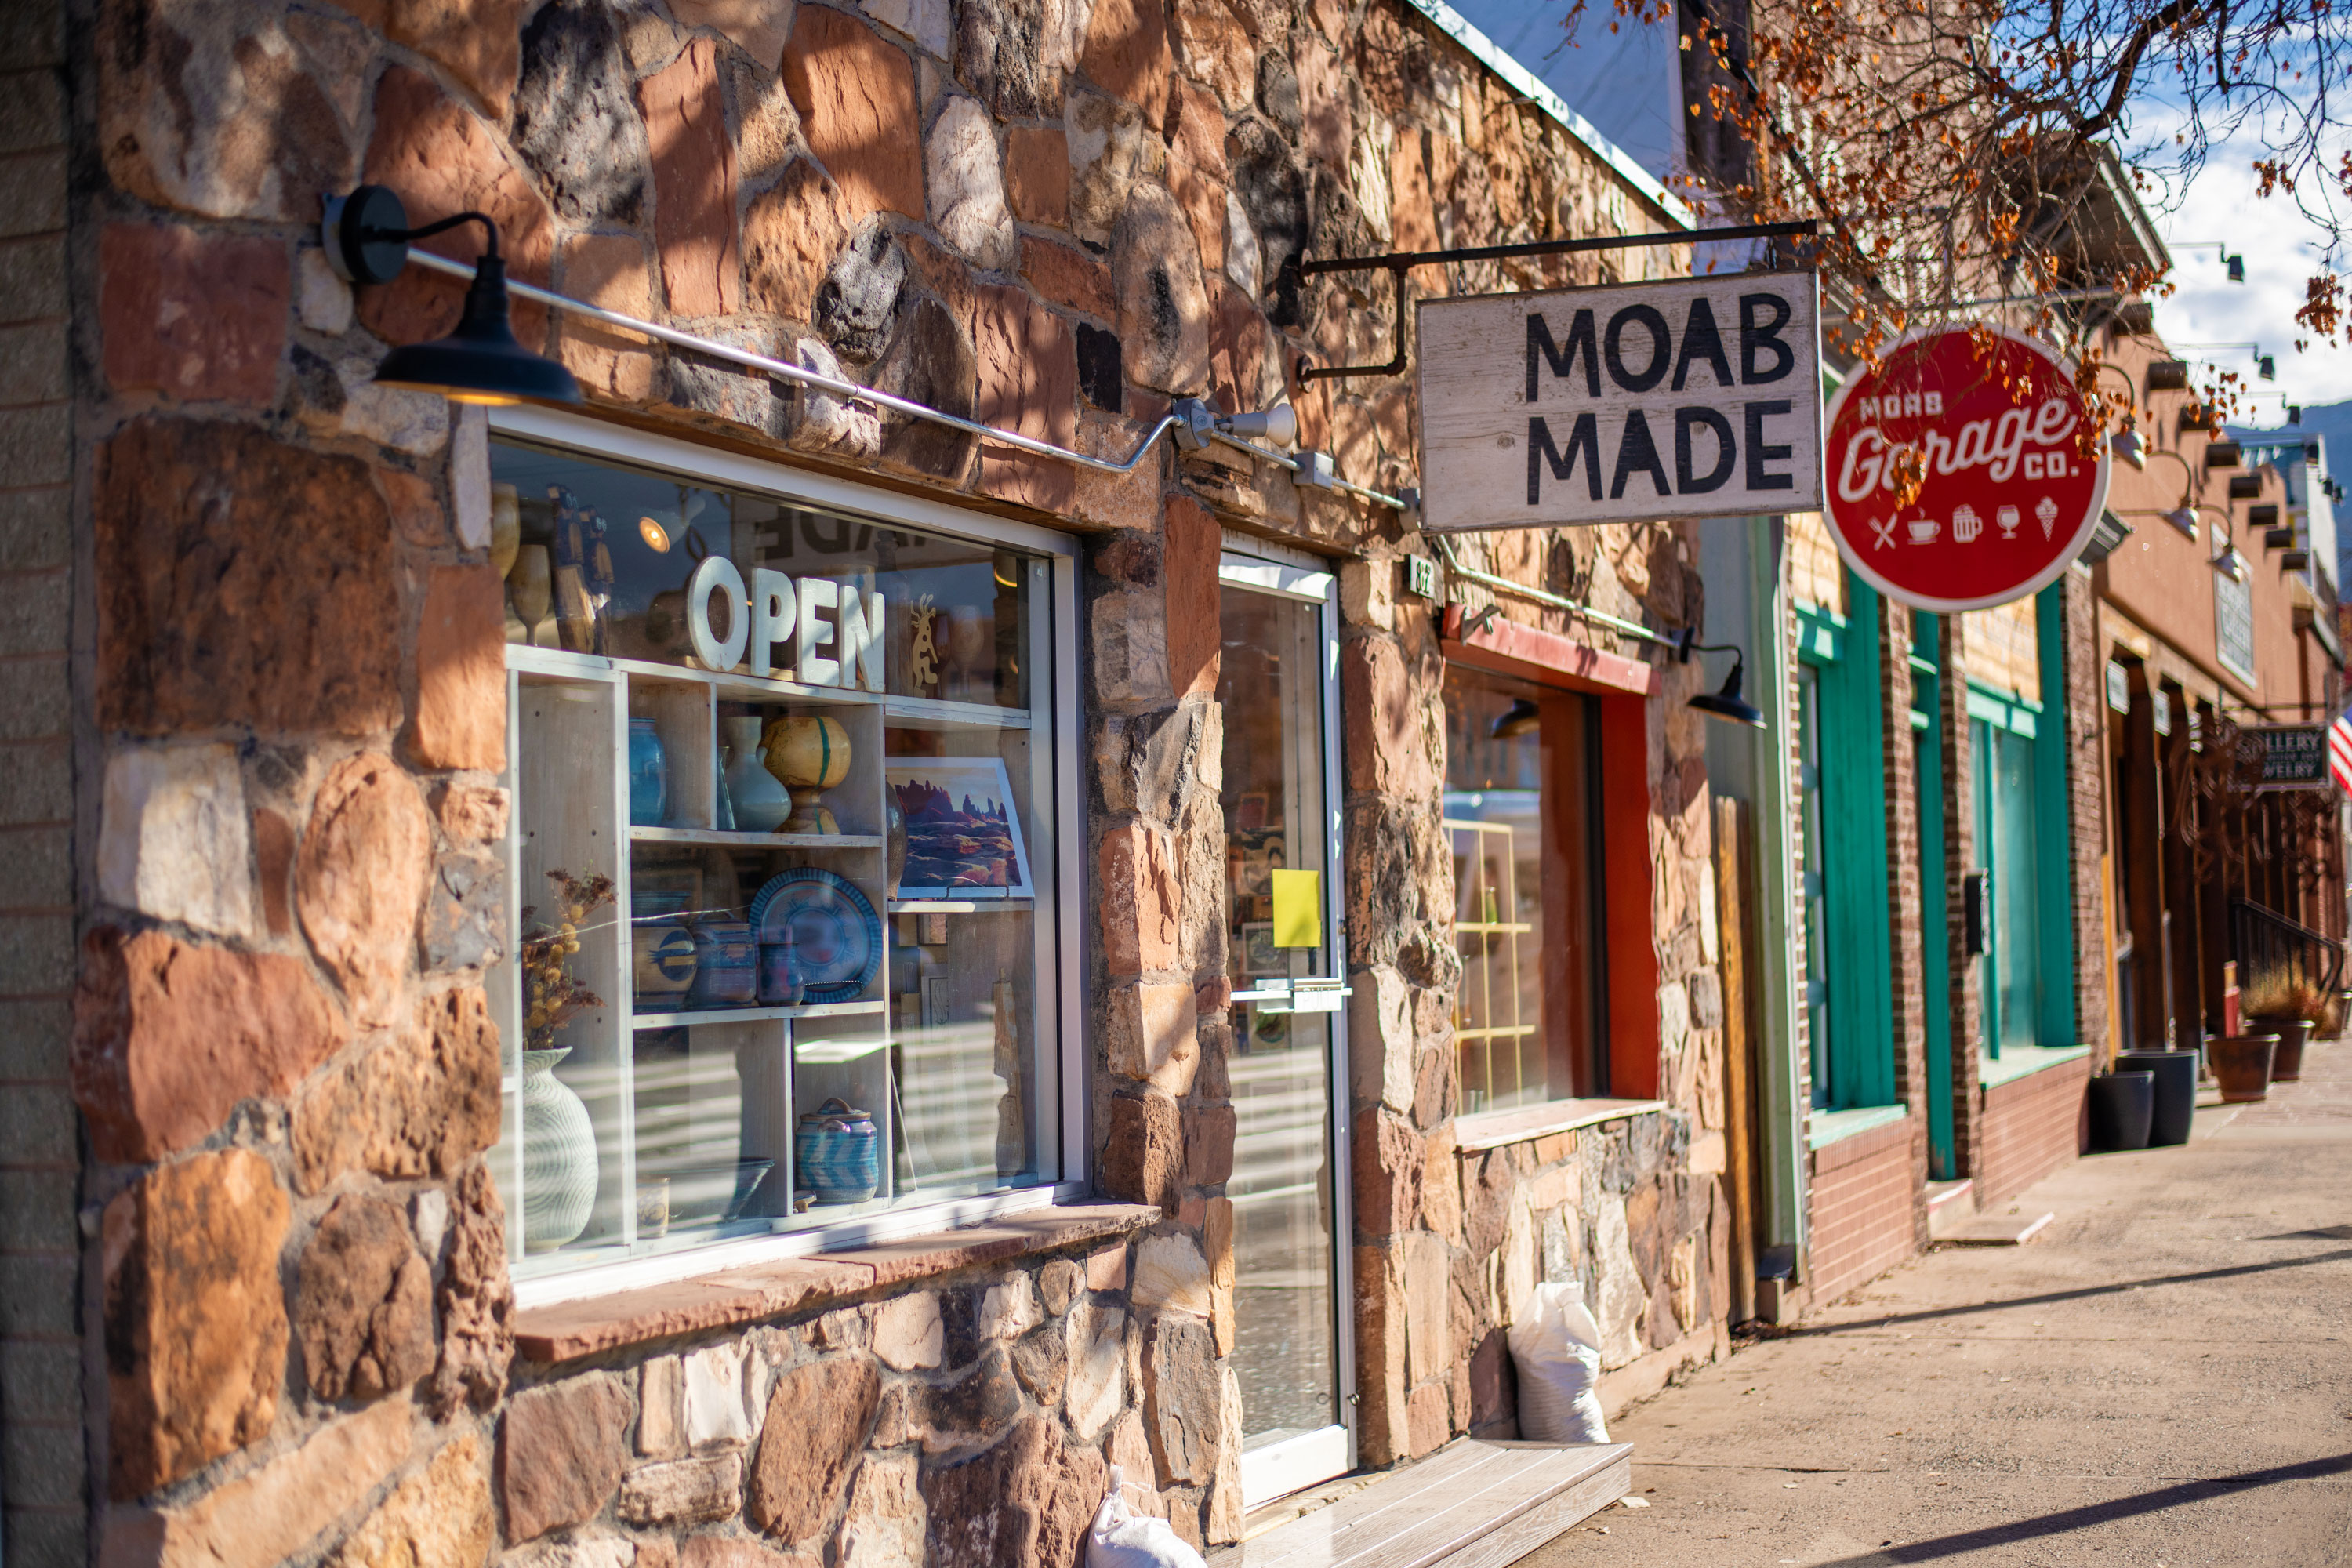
left=1208, top=1439, right=1634, bottom=1568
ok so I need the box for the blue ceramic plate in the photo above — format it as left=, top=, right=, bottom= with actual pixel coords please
left=747, top=869, right=882, bottom=1005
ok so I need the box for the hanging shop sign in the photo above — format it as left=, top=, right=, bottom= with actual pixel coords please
left=1822, top=325, right=2109, bottom=612
left=2253, top=724, right=2331, bottom=791
left=1417, top=272, right=1824, bottom=532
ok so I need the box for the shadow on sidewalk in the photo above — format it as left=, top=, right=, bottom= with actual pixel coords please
left=1806, top=1452, right=2352, bottom=1564
left=1767, top=1247, right=2352, bottom=1338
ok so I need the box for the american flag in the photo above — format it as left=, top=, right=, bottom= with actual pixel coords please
left=2332, top=710, right=2352, bottom=793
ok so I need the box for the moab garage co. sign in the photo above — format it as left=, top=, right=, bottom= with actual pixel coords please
left=1823, top=325, right=2109, bottom=612
left=1417, top=272, right=1824, bottom=533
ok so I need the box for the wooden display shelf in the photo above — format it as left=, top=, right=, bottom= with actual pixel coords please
left=630, top=826, right=884, bottom=850
left=887, top=898, right=1037, bottom=914
left=883, top=694, right=1033, bottom=730
left=630, top=1000, right=887, bottom=1028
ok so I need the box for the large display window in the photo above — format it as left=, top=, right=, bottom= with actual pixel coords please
left=481, top=428, right=1073, bottom=1278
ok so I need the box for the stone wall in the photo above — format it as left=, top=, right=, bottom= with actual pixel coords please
left=61, top=0, right=1718, bottom=1558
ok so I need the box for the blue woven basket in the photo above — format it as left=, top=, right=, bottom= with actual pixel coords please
left=795, top=1098, right=880, bottom=1203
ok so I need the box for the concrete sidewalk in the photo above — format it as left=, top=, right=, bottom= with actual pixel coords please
left=1519, top=1040, right=2352, bottom=1566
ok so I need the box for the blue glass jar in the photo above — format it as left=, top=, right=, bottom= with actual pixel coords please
left=627, top=717, right=667, bottom=826
left=795, top=1099, right=880, bottom=1203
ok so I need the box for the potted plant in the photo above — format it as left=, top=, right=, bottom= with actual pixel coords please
left=2239, top=969, right=2314, bottom=1086
left=2208, top=1029, right=2278, bottom=1102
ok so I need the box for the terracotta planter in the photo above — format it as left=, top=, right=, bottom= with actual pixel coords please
left=2245, top=1016, right=2312, bottom=1082
left=2209, top=1033, right=2278, bottom=1103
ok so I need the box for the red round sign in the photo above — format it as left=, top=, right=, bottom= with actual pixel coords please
left=1823, top=326, right=2109, bottom=612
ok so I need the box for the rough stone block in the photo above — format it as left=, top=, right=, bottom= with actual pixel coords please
left=360, top=67, right=554, bottom=350
left=1077, top=0, right=1173, bottom=124
left=978, top=1274, right=1043, bottom=1341
left=111, top=1398, right=412, bottom=1568
left=641, top=38, right=742, bottom=318
left=511, top=0, right=651, bottom=225
left=974, top=281, right=1078, bottom=512
left=1341, top=636, right=1438, bottom=798
left=619, top=1453, right=744, bottom=1525
left=1111, top=185, right=1210, bottom=395
left=747, top=1355, right=880, bottom=1541
left=1064, top=89, right=1160, bottom=247
left=94, top=10, right=352, bottom=225
left=920, top=1416, right=1103, bottom=1568
left=499, top=1374, right=633, bottom=1543
left=557, top=233, right=659, bottom=400
left=1104, top=983, right=1199, bottom=1094
left=1098, top=1091, right=1182, bottom=1212
left=929, top=95, right=1016, bottom=270
left=1130, top=1232, right=1211, bottom=1318
left=1004, top=125, right=1070, bottom=224
left=1020, top=236, right=1112, bottom=321
left=428, top=1164, right=514, bottom=1420
left=297, top=752, right=434, bottom=1026
left=292, top=986, right=501, bottom=1192
left=72, top=927, right=345, bottom=1166
left=873, top=1291, right=944, bottom=1370
left=1184, top=1102, right=1236, bottom=1189
left=410, top=564, right=507, bottom=772
left=1098, top=823, right=1180, bottom=978
left=325, top=1431, right=492, bottom=1568
left=95, top=419, right=399, bottom=738
left=1350, top=1109, right=1423, bottom=1238
left=296, top=1193, right=435, bottom=1403
left=94, top=742, right=252, bottom=940
left=98, top=223, right=290, bottom=406
left=1142, top=1314, right=1218, bottom=1485
left=103, top=1149, right=290, bottom=1499
left=670, top=0, right=795, bottom=64
left=684, top=1342, right=754, bottom=1449
left=912, top=1345, right=1022, bottom=1455
left=1063, top=1301, right=1125, bottom=1441
left=839, top=1448, right=927, bottom=1565
left=1040, top=1257, right=1082, bottom=1316
left=782, top=7, right=923, bottom=219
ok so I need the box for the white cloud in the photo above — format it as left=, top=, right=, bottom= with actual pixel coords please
left=2125, top=103, right=2352, bottom=412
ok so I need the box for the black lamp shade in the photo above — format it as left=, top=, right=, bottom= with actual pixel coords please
left=1490, top=697, right=1541, bottom=739
left=1689, top=659, right=1766, bottom=728
left=373, top=252, right=582, bottom=407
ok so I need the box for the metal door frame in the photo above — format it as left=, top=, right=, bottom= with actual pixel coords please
left=1217, top=540, right=1357, bottom=1507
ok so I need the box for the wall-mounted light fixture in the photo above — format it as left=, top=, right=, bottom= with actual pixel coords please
left=1490, top=698, right=1541, bottom=739
left=325, top=185, right=582, bottom=407
left=1675, top=629, right=1766, bottom=728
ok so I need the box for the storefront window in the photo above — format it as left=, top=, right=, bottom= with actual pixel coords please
left=484, top=437, right=1065, bottom=1274
left=1974, top=718, right=2042, bottom=1055
left=1443, top=666, right=1605, bottom=1109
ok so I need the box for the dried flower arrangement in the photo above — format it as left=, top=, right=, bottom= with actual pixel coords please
left=521, top=869, right=614, bottom=1051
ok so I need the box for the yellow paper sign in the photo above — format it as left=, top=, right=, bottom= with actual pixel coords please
left=1270, top=869, right=1323, bottom=949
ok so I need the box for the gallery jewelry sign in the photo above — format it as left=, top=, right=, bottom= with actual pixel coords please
left=1822, top=325, right=2109, bottom=612
left=1417, top=272, right=1824, bottom=532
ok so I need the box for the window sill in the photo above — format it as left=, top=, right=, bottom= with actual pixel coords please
left=511, top=1202, right=1159, bottom=1363
left=1977, top=1044, right=2092, bottom=1092
left=1452, top=1098, right=1669, bottom=1153
left=1806, top=1103, right=1907, bottom=1151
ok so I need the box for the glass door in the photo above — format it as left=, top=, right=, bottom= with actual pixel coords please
left=1216, top=551, right=1352, bottom=1508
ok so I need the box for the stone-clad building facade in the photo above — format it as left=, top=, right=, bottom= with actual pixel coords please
left=13, top=0, right=1740, bottom=1562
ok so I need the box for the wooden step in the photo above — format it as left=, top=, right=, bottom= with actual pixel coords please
left=1208, top=1439, right=1633, bottom=1568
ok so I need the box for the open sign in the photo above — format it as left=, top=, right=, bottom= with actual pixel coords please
left=688, top=556, right=885, bottom=689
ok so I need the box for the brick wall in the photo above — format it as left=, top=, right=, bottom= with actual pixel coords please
left=2060, top=566, right=2111, bottom=1057
left=1804, top=1116, right=1920, bottom=1306
left=1938, top=613, right=1986, bottom=1178
left=0, top=8, right=82, bottom=1566
left=1973, top=1055, right=2091, bottom=1209
left=1876, top=596, right=1929, bottom=1252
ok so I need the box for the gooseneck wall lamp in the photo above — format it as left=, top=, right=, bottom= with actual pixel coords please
left=325, top=185, right=582, bottom=407
left=1674, top=630, right=1767, bottom=728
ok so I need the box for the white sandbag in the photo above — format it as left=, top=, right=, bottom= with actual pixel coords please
left=1087, top=1465, right=1209, bottom=1568
left=1506, top=1282, right=1611, bottom=1443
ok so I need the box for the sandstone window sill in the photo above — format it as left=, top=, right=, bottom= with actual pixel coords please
left=1451, top=1098, right=1669, bottom=1153
left=1976, top=1043, right=2092, bottom=1093
left=511, top=1203, right=1160, bottom=1363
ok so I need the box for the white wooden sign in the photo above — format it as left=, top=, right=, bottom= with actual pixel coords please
left=1417, top=271, right=1824, bottom=532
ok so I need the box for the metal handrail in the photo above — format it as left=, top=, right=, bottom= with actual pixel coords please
left=2230, top=896, right=2344, bottom=998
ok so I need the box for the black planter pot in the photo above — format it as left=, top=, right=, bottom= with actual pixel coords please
left=2088, top=1071, right=2155, bottom=1152
left=2117, top=1050, right=2198, bottom=1145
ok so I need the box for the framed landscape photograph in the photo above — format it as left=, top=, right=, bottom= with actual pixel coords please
left=887, top=757, right=1035, bottom=898
left=1239, top=921, right=1283, bottom=976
